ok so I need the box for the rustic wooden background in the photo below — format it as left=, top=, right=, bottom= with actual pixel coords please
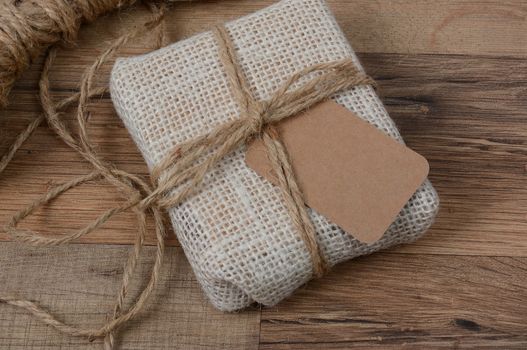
left=1, top=0, right=526, bottom=349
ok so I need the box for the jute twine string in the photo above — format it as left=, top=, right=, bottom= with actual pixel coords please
left=0, top=5, right=375, bottom=349
left=1, top=4, right=169, bottom=349
left=0, top=0, right=170, bottom=174
left=0, top=0, right=143, bottom=109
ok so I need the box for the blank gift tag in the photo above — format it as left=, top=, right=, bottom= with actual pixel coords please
left=245, top=100, right=429, bottom=244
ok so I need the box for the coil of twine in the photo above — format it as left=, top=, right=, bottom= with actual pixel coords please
left=0, top=0, right=174, bottom=174
left=0, top=0, right=145, bottom=109
left=0, top=1, right=374, bottom=349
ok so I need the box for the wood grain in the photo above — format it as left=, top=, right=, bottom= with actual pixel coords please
left=366, top=52, right=527, bottom=256
left=1, top=0, right=526, bottom=349
left=0, top=242, right=260, bottom=349
left=260, top=253, right=527, bottom=349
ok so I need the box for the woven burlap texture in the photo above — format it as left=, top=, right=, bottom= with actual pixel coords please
left=110, top=0, right=440, bottom=311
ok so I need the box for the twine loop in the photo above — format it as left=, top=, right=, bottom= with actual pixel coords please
left=0, top=10, right=375, bottom=349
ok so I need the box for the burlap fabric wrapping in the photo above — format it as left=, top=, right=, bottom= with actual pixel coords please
left=110, top=0, right=440, bottom=311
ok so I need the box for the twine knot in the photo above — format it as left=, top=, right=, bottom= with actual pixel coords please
left=147, top=25, right=376, bottom=278
left=1, top=18, right=375, bottom=349
left=245, top=105, right=266, bottom=135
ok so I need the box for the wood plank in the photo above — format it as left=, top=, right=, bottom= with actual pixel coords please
left=0, top=242, right=260, bottom=349
left=2, top=0, right=518, bottom=109
left=2, top=52, right=526, bottom=257
left=104, top=0, right=523, bottom=57
left=259, top=252, right=527, bottom=349
left=363, top=52, right=527, bottom=256
left=10, top=0, right=527, bottom=92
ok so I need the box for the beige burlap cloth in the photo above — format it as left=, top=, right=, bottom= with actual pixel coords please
left=110, top=0, right=440, bottom=311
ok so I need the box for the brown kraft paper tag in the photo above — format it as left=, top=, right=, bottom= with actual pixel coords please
left=245, top=100, right=429, bottom=244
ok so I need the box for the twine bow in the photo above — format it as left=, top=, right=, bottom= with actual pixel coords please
left=147, top=25, right=375, bottom=276
left=1, top=21, right=374, bottom=349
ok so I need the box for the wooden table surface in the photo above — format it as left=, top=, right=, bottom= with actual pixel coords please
left=1, top=1, right=526, bottom=349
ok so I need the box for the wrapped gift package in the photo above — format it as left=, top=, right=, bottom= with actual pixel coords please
left=110, top=0, right=440, bottom=311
